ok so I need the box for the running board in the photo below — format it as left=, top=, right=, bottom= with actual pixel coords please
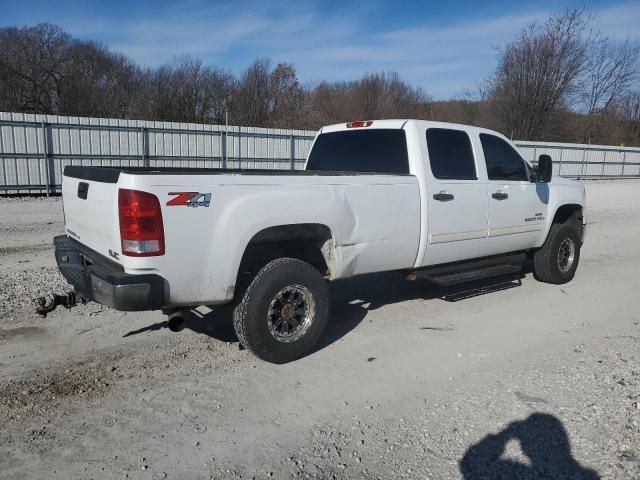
left=408, top=253, right=526, bottom=287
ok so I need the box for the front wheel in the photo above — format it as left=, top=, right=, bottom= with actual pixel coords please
left=233, top=258, right=329, bottom=364
left=533, top=223, right=581, bottom=284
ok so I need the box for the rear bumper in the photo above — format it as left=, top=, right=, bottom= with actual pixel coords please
left=54, top=235, right=165, bottom=311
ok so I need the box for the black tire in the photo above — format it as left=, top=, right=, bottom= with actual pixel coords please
left=233, top=258, right=329, bottom=364
left=533, top=223, right=581, bottom=284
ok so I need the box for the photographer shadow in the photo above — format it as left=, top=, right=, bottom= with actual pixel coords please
left=460, top=413, right=600, bottom=480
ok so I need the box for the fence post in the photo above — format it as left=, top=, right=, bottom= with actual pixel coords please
left=41, top=122, right=49, bottom=197
left=238, top=125, right=241, bottom=169
left=222, top=129, right=228, bottom=169
left=140, top=127, right=149, bottom=168
left=601, top=150, right=607, bottom=179
left=580, top=146, right=587, bottom=179
left=621, top=150, right=626, bottom=179
left=290, top=134, right=296, bottom=170
left=41, top=122, right=55, bottom=196
left=558, top=148, right=563, bottom=177
left=211, top=132, right=216, bottom=168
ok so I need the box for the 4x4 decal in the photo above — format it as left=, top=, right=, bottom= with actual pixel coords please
left=167, top=192, right=212, bottom=207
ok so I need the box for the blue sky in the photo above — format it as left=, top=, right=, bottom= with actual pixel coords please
left=1, top=0, right=639, bottom=99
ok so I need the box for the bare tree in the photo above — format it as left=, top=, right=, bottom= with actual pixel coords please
left=308, top=72, right=431, bottom=128
left=307, top=81, right=354, bottom=126
left=234, top=58, right=272, bottom=127
left=58, top=40, right=142, bottom=118
left=615, top=91, right=640, bottom=145
left=580, top=37, right=639, bottom=141
left=232, top=59, right=307, bottom=128
left=0, top=23, right=72, bottom=113
left=269, top=63, right=305, bottom=128
left=132, top=57, right=235, bottom=124
left=165, top=57, right=235, bottom=123
left=489, top=9, right=589, bottom=140
left=202, top=67, right=236, bottom=124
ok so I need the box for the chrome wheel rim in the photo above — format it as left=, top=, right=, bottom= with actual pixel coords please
left=267, top=285, right=315, bottom=342
left=557, top=238, right=576, bottom=273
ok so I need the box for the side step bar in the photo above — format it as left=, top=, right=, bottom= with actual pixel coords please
left=408, top=253, right=526, bottom=286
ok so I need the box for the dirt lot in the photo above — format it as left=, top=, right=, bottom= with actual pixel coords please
left=1, top=181, right=639, bottom=480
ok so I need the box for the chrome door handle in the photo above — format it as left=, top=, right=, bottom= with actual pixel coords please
left=492, top=191, right=508, bottom=200
left=433, top=191, right=454, bottom=201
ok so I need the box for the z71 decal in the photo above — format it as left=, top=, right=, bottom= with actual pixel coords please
left=167, top=192, right=212, bottom=208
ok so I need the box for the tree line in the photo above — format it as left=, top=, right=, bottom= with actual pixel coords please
left=0, top=9, right=638, bottom=146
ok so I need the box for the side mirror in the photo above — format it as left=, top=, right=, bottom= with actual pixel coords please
left=537, top=154, right=553, bottom=183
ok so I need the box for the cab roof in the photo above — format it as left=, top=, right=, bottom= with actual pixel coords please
left=320, top=119, right=506, bottom=139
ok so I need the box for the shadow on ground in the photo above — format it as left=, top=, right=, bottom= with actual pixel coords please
left=123, top=270, right=525, bottom=355
left=460, top=413, right=600, bottom=479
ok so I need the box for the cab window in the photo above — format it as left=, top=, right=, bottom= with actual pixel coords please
left=306, top=129, right=409, bottom=174
left=480, top=134, right=529, bottom=181
left=426, top=128, right=477, bottom=180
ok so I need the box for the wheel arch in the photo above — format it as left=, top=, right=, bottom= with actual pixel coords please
left=537, top=203, right=584, bottom=249
left=551, top=203, right=583, bottom=225
left=236, top=223, right=337, bottom=289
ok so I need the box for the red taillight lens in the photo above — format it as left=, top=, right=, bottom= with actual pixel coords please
left=118, top=189, right=165, bottom=257
left=346, top=120, right=373, bottom=128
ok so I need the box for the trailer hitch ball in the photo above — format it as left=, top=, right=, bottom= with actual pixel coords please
left=35, top=291, right=78, bottom=317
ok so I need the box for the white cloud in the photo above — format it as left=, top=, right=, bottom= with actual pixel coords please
left=46, top=0, right=640, bottom=99
left=593, top=1, right=640, bottom=41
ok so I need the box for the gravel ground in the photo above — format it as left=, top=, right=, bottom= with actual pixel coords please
left=1, top=181, right=639, bottom=479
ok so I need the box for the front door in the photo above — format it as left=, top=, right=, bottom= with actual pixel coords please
left=479, top=133, right=547, bottom=255
left=421, top=127, right=489, bottom=266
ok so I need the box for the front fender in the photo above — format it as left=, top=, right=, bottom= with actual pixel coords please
left=535, top=179, right=586, bottom=248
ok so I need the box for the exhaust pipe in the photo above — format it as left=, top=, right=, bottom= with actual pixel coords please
left=167, top=310, right=186, bottom=332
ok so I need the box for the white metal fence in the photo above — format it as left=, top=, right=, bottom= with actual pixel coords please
left=517, top=141, right=640, bottom=179
left=1, top=112, right=639, bottom=194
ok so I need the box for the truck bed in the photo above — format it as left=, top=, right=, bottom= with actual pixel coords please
left=60, top=164, right=421, bottom=305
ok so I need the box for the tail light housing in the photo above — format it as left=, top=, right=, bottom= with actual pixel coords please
left=118, top=189, right=165, bottom=257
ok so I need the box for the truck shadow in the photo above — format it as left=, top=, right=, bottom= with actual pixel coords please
left=124, top=269, right=527, bottom=355
left=314, top=271, right=525, bottom=351
left=460, top=412, right=600, bottom=479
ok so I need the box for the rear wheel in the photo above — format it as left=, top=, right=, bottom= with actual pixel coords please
left=233, top=258, right=329, bottom=364
left=533, top=223, right=581, bottom=284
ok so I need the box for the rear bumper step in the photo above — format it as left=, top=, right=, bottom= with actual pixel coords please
left=54, top=235, right=165, bottom=311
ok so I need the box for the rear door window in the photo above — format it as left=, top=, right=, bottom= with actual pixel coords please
left=425, top=128, right=477, bottom=180
left=306, top=129, right=409, bottom=174
left=480, top=134, right=529, bottom=181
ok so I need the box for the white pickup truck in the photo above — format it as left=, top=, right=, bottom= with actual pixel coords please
left=55, top=120, right=586, bottom=363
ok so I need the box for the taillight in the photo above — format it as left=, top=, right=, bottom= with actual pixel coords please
left=346, top=121, right=373, bottom=128
left=118, top=189, right=165, bottom=257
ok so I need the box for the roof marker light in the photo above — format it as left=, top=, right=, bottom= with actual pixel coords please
left=346, top=121, right=373, bottom=128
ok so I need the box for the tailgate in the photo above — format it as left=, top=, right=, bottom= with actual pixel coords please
left=62, top=166, right=120, bottom=262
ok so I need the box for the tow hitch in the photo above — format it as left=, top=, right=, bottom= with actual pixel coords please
left=35, top=291, right=81, bottom=317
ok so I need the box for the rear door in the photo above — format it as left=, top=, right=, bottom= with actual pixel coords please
left=420, top=127, right=489, bottom=266
left=479, top=133, right=547, bottom=255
